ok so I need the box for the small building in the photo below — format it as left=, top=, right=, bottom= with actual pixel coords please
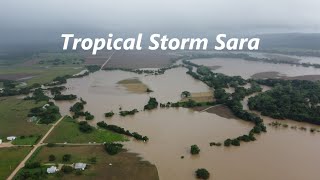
left=0, top=139, right=2, bottom=144
left=74, top=163, right=86, bottom=170
left=47, top=166, right=58, bottom=174
left=7, top=136, right=16, bottom=141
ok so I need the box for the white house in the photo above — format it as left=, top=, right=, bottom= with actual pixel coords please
left=74, top=163, right=86, bottom=170
left=7, top=136, right=16, bottom=141
left=47, top=166, right=58, bottom=174
left=0, top=139, right=2, bottom=144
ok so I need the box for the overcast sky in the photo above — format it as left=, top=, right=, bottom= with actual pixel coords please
left=0, top=0, right=319, bottom=45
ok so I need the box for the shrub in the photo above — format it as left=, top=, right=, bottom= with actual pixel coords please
left=104, top=143, right=123, bottom=155
left=62, top=154, right=71, bottom=162
left=190, top=145, right=200, bottom=155
left=61, top=165, right=73, bottom=174
left=195, top=168, right=210, bottom=179
left=49, top=154, right=56, bottom=161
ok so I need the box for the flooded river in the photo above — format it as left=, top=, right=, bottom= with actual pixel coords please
left=54, top=66, right=320, bottom=180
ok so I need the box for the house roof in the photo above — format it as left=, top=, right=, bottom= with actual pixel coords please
left=47, top=166, right=57, bottom=173
left=74, top=163, right=86, bottom=169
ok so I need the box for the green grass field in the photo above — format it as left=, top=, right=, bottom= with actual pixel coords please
left=0, top=66, right=83, bottom=86
left=0, top=146, right=32, bottom=180
left=0, top=97, right=50, bottom=139
left=12, top=135, right=41, bottom=145
left=45, top=116, right=126, bottom=143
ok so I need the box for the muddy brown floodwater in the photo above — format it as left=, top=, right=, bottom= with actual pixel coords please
left=190, top=58, right=320, bottom=79
left=55, top=67, right=320, bottom=180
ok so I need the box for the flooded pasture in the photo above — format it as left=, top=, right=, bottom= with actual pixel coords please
left=190, top=58, right=320, bottom=79
left=54, top=66, right=320, bottom=180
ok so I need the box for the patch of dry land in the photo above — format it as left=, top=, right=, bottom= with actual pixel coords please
left=284, top=75, right=320, bottom=81
left=29, top=145, right=159, bottom=180
left=117, top=78, right=149, bottom=94
left=205, top=104, right=240, bottom=119
left=252, top=71, right=320, bottom=81
left=181, top=92, right=214, bottom=102
left=251, top=71, right=282, bottom=79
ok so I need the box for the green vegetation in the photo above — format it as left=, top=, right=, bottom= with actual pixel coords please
left=104, top=143, right=124, bottom=155
left=70, top=101, right=94, bottom=120
left=105, top=111, right=115, bottom=117
left=36, top=52, right=85, bottom=66
left=53, top=94, right=77, bottom=100
left=209, top=142, right=222, bottom=147
left=249, top=79, right=320, bottom=124
left=181, top=91, right=191, bottom=98
left=70, top=102, right=84, bottom=113
left=0, top=147, right=32, bottom=180
left=0, top=97, right=49, bottom=138
left=78, top=121, right=93, bottom=133
left=48, top=86, right=66, bottom=95
left=63, top=154, right=72, bottom=162
left=195, top=168, right=210, bottom=179
left=27, top=145, right=159, bottom=180
left=24, top=88, right=49, bottom=102
left=144, top=97, right=159, bottom=110
left=190, top=145, right=200, bottom=155
left=97, top=121, right=149, bottom=141
left=161, top=99, right=216, bottom=108
left=184, top=60, right=266, bottom=146
left=27, top=102, right=61, bottom=124
left=12, top=135, right=41, bottom=145
left=119, top=109, right=139, bottom=116
left=45, top=116, right=125, bottom=143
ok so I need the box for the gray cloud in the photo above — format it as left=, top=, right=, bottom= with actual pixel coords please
left=0, top=0, right=319, bottom=45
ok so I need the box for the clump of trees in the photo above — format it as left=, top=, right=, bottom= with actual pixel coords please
left=53, top=94, right=77, bottom=100
left=0, top=79, right=31, bottom=97
left=119, top=109, right=138, bottom=116
left=48, top=86, right=66, bottom=95
left=195, top=168, right=210, bottom=179
left=70, top=101, right=94, bottom=120
left=249, top=79, right=320, bottom=125
left=28, top=102, right=60, bottom=124
left=97, top=121, right=149, bottom=141
left=70, top=102, right=84, bottom=113
left=24, top=88, right=50, bottom=103
left=78, top=121, right=93, bottom=133
left=104, top=143, right=123, bottom=155
left=105, top=111, right=115, bottom=117
left=144, top=97, right=159, bottom=110
left=190, top=145, right=200, bottom=155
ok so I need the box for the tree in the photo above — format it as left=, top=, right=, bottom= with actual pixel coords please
left=195, top=168, right=210, bottom=179
left=62, top=154, right=71, bottom=162
left=181, top=91, right=191, bottom=98
left=104, top=143, right=123, bottom=155
left=49, top=154, right=56, bottom=161
left=190, top=145, right=200, bottom=155
left=61, top=165, right=73, bottom=174
left=78, top=121, right=93, bottom=133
